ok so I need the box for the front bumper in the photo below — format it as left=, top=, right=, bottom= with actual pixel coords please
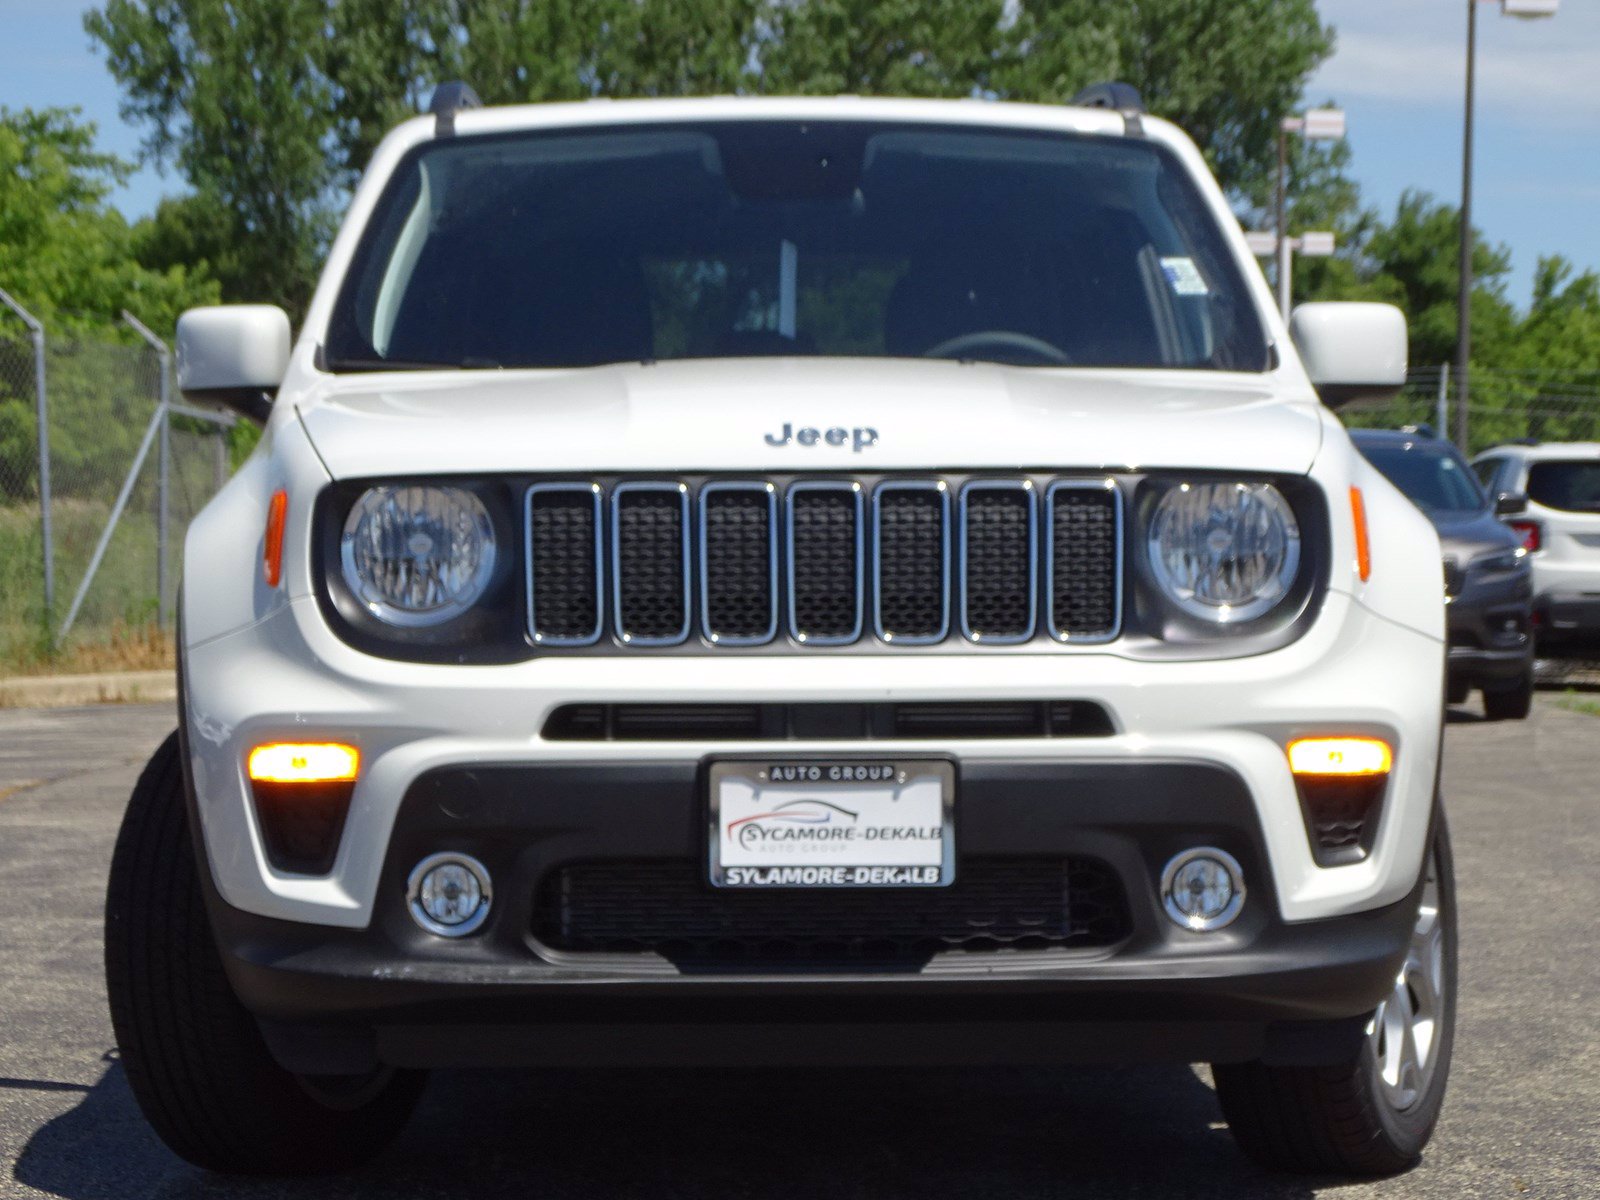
left=191, top=756, right=1422, bottom=1070
left=1444, top=560, right=1533, bottom=688
left=182, top=585, right=1443, bottom=933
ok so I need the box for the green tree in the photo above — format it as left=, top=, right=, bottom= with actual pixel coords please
left=0, top=107, right=219, bottom=501
left=0, top=107, right=216, bottom=331
left=87, top=0, right=1340, bottom=313
left=996, top=0, right=1333, bottom=195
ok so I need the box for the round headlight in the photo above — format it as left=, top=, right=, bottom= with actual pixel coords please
left=1147, top=482, right=1301, bottom=623
left=341, top=485, right=496, bottom=626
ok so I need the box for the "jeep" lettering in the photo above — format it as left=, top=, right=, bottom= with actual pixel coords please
left=764, top=423, right=878, bottom=453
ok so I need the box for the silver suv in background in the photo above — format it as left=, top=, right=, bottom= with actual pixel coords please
left=1473, top=442, right=1600, bottom=648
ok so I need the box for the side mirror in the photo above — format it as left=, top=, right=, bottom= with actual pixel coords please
left=1495, top=492, right=1528, bottom=516
left=176, top=305, right=292, bottom=424
left=1289, top=302, right=1408, bottom=408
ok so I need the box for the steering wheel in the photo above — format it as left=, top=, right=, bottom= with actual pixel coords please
left=922, top=330, right=1073, bottom=365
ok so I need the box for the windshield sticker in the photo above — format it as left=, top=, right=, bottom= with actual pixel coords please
left=1160, top=257, right=1210, bottom=297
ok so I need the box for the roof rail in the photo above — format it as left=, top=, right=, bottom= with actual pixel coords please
left=1071, top=81, right=1146, bottom=114
left=428, top=81, right=482, bottom=137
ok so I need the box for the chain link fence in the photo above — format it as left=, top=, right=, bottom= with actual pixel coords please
left=1, top=293, right=234, bottom=671
left=1342, top=365, right=1600, bottom=453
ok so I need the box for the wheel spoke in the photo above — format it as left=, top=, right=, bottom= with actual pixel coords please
left=1369, top=835, right=1450, bottom=1114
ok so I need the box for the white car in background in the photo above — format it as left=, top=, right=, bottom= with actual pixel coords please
left=103, top=86, right=1452, bottom=1180
left=1473, top=442, right=1600, bottom=645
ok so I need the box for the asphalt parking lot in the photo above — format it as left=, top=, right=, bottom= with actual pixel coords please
left=2, top=698, right=1597, bottom=1199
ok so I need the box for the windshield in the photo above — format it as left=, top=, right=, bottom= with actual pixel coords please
left=325, top=121, right=1270, bottom=373
left=1527, top=460, right=1600, bottom=513
left=1360, top=443, right=1487, bottom=515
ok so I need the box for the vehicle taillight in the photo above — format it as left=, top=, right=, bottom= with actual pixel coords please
left=1509, top=520, right=1541, bottom=553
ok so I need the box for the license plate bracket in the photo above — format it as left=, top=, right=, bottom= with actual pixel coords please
left=708, top=759, right=955, bottom=888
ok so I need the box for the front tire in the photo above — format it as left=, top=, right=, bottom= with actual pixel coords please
left=1482, top=671, right=1534, bottom=721
left=105, top=732, right=425, bottom=1175
left=1212, top=808, right=1456, bottom=1176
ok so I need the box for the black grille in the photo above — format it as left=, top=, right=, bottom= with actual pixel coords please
left=522, top=475, right=1124, bottom=650
left=543, top=700, right=1115, bottom=741
left=1049, top=486, right=1121, bottom=639
left=876, top=486, right=948, bottom=641
left=614, top=487, right=687, bottom=641
left=962, top=486, right=1034, bottom=640
left=789, top=487, right=860, bottom=641
left=535, top=856, right=1130, bottom=968
left=527, top=487, right=600, bottom=643
left=701, top=487, right=775, bottom=641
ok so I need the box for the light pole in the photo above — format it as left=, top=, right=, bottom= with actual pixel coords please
left=1275, top=108, right=1346, bottom=321
left=1457, top=0, right=1559, bottom=451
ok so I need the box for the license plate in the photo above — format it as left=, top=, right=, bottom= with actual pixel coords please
left=708, top=760, right=954, bottom=888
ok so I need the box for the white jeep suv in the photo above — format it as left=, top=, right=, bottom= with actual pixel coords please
left=104, top=87, right=1453, bottom=1178
left=1474, top=440, right=1600, bottom=645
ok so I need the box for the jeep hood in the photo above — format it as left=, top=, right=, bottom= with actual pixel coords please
left=294, top=359, right=1325, bottom=479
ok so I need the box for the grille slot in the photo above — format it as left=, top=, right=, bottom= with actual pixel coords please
left=960, top=483, right=1037, bottom=642
left=543, top=700, right=1115, bottom=741
left=612, top=483, right=690, bottom=644
left=700, top=484, right=778, bottom=644
left=535, top=856, right=1131, bottom=968
left=526, top=484, right=603, bottom=645
left=1047, top=483, right=1123, bottom=641
left=787, top=484, right=863, bottom=644
left=874, top=483, right=950, bottom=643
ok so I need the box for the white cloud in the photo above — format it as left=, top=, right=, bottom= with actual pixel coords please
left=1312, top=1, right=1600, bottom=122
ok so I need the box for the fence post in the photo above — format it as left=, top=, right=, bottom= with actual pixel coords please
left=0, top=288, right=52, bottom=627
left=123, top=312, right=173, bottom=626
left=1436, top=363, right=1450, bottom=441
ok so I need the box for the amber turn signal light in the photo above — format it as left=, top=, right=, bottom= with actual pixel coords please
left=263, top=489, right=288, bottom=587
left=1287, top=737, right=1392, bottom=777
left=247, top=742, right=359, bottom=784
left=1349, top=486, right=1371, bottom=583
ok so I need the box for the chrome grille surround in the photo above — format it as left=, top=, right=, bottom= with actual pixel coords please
left=528, top=475, right=1123, bottom=650
left=610, top=482, right=691, bottom=646
left=785, top=481, right=865, bottom=646
left=1044, top=480, right=1124, bottom=644
left=958, top=480, right=1038, bottom=645
left=698, top=481, right=779, bottom=645
left=872, top=480, right=952, bottom=645
left=525, top=482, right=604, bottom=647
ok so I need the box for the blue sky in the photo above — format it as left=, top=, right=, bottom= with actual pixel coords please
left=1, top=0, right=1595, bottom=310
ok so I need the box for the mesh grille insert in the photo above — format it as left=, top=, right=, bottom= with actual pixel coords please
left=876, top=487, right=948, bottom=641
left=702, top=488, right=775, bottom=641
left=789, top=487, right=861, bottom=642
left=962, top=486, right=1035, bottom=640
left=614, top=487, right=688, bottom=642
left=527, top=488, right=600, bottom=642
left=535, top=856, right=1131, bottom=968
left=1049, top=487, right=1120, bottom=639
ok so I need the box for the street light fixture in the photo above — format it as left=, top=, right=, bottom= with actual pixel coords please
left=1457, top=0, right=1559, bottom=450
left=1276, top=107, right=1346, bottom=320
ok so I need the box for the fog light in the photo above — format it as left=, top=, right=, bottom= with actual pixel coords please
left=1161, top=848, right=1246, bottom=931
left=407, top=853, right=492, bottom=937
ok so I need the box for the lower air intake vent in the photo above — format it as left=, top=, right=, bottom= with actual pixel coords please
left=535, top=856, right=1130, bottom=968
left=542, top=700, right=1115, bottom=741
